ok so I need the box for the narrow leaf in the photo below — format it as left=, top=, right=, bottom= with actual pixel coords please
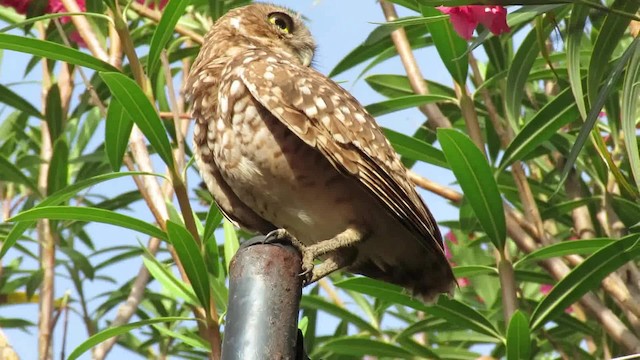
left=0, top=34, right=118, bottom=72
left=105, top=98, right=133, bottom=171
left=587, top=0, right=639, bottom=104
left=499, top=86, right=579, bottom=170
left=0, top=154, right=40, bottom=194
left=505, top=22, right=554, bottom=123
left=419, top=5, right=468, bottom=85
left=166, top=221, right=211, bottom=311
left=67, top=317, right=193, bottom=360
left=8, top=206, right=167, bottom=240
left=438, top=129, right=506, bottom=250
left=223, top=218, right=239, bottom=272
left=45, top=84, right=63, bottom=142
left=506, top=311, right=531, bottom=360
left=566, top=4, right=589, bottom=119
left=365, top=94, right=454, bottom=117
left=300, top=295, right=380, bottom=335
left=0, top=83, right=42, bottom=118
left=46, top=138, right=69, bottom=195
left=383, top=128, right=448, bottom=168
left=147, top=0, right=191, bottom=75
left=559, top=38, right=639, bottom=190
left=621, top=36, right=640, bottom=192
left=516, top=238, right=615, bottom=267
left=531, top=234, right=640, bottom=330
left=100, top=72, right=175, bottom=169
left=0, top=172, right=158, bottom=259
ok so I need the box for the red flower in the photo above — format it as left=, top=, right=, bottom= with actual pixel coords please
left=0, top=0, right=29, bottom=14
left=437, top=5, right=510, bottom=40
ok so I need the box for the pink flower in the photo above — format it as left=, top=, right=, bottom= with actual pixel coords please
left=0, top=0, right=29, bottom=14
left=437, top=5, right=510, bottom=40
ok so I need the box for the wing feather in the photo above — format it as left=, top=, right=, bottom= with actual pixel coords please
left=233, top=50, right=445, bottom=254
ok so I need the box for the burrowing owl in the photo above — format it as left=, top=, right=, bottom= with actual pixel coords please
left=186, top=3, right=454, bottom=300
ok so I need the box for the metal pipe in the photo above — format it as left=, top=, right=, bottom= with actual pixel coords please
left=222, top=237, right=305, bottom=360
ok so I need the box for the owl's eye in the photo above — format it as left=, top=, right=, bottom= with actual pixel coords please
left=268, top=12, right=294, bottom=34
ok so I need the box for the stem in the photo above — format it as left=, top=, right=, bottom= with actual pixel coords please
left=59, top=0, right=109, bottom=62
left=37, top=23, right=55, bottom=360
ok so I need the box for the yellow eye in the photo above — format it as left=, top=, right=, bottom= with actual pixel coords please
left=268, top=12, right=293, bottom=34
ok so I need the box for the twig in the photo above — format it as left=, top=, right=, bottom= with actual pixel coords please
left=379, top=1, right=451, bottom=129
left=129, top=1, right=204, bottom=44
left=59, top=0, right=109, bottom=62
left=319, top=279, right=345, bottom=308
left=407, top=170, right=461, bottom=203
left=159, top=111, right=192, bottom=120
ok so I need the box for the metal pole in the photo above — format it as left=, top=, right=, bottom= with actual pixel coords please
left=222, top=237, right=306, bottom=360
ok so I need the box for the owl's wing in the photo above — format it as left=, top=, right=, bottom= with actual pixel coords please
left=233, top=51, right=446, bottom=256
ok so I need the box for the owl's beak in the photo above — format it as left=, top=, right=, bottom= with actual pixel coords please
left=299, top=48, right=314, bottom=67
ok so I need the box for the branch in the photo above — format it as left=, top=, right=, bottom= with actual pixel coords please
left=379, top=1, right=451, bottom=129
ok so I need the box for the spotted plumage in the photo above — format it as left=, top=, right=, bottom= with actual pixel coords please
left=186, top=3, right=455, bottom=301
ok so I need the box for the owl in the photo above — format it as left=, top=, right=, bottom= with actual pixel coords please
left=186, top=3, right=455, bottom=301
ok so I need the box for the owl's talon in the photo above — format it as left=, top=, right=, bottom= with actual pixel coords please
left=264, top=228, right=293, bottom=244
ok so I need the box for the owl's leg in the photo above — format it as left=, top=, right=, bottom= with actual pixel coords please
left=265, top=226, right=367, bottom=283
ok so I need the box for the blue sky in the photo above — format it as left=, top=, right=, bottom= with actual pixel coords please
left=1, top=1, right=459, bottom=358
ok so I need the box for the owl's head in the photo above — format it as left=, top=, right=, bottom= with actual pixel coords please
left=208, top=3, right=316, bottom=67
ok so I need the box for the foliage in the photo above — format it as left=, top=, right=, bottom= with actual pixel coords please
left=0, top=0, right=639, bottom=359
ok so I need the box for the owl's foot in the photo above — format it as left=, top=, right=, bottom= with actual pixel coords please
left=265, top=229, right=315, bottom=283
left=265, top=226, right=367, bottom=285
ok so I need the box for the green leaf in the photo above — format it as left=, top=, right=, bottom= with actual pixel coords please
left=99, top=72, right=175, bottom=169
left=66, top=317, right=193, bottom=360
left=587, top=0, right=640, bottom=105
left=433, top=296, right=504, bottom=341
left=329, top=26, right=428, bottom=78
left=559, top=38, right=639, bottom=190
left=365, top=94, right=455, bottom=117
left=203, top=202, right=223, bottom=244
left=621, top=36, right=640, bottom=192
left=531, top=234, right=640, bottom=330
left=152, top=323, right=211, bottom=350
left=45, top=84, right=63, bottom=142
left=0, top=154, right=40, bottom=195
left=419, top=5, right=468, bottom=85
left=142, top=256, right=199, bottom=305
left=300, top=295, right=380, bottom=335
left=334, top=277, right=425, bottom=309
left=46, top=139, right=69, bottom=195
left=365, top=74, right=456, bottom=99
left=505, top=22, right=554, bottom=123
left=515, top=238, right=615, bottom=267
left=438, top=129, right=505, bottom=250
left=105, top=98, right=133, bottom=171
left=453, top=265, right=498, bottom=278
left=147, top=0, right=191, bottom=75
left=319, top=337, right=413, bottom=358
left=566, top=4, right=589, bottom=120
left=223, top=218, right=239, bottom=272
left=0, top=83, right=42, bottom=118
left=383, top=128, right=448, bottom=169
left=499, top=86, right=579, bottom=170
left=166, top=221, right=211, bottom=311
left=506, top=311, right=531, bottom=360
left=0, top=34, right=118, bottom=72
left=8, top=206, right=166, bottom=240
left=0, top=172, right=158, bottom=259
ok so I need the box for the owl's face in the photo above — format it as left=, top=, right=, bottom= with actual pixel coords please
left=216, top=4, right=316, bottom=67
